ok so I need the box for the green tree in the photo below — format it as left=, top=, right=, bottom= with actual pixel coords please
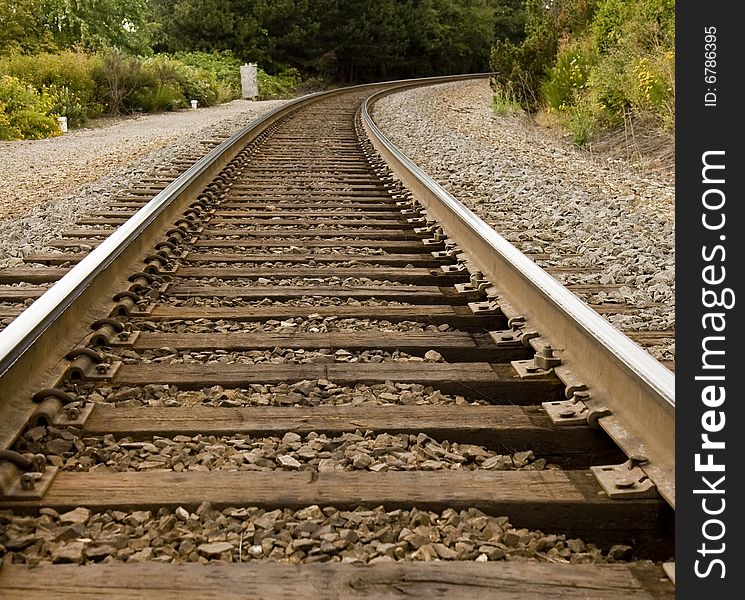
left=423, top=0, right=496, bottom=75
left=1, top=0, right=152, bottom=56
left=151, top=0, right=263, bottom=61
left=0, top=1, right=57, bottom=54
left=51, top=0, right=153, bottom=54
left=147, top=0, right=505, bottom=82
left=152, top=0, right=235, bottom=53
left=492, top=0, right=527, bottom=43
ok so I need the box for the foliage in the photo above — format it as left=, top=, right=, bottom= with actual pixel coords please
left=489, top=0, right=675, bottom=143
left=541, top=45, right=595, bottom=111
left=0, top=51, right=103, bottom=126
left=257, top=67, right=300, bottom=100
left=0, top=0, right=152, bottom=56
left=489, top=0, right=561, bottom=110
left=50, top=0, right=153, bottom=55
left=493, top=0, right=528, bottom=44
left=93, top=51, right=152, bottom=115
left=0, top=48, right=247, bottom=138
left=172, top=51, right=244, bottom=100
left=587, top=0, right=674, bottom=126
left=94, top=51, right=242, bottom=114
left=566, top=98, right=595, bottom=145
left=491, top=87, right=524, bottom=114
left=154, top=0, right=235, bottom=52
left=0, top=75, right=60, bottom=140
left=0, top=1, right=57, bottom=55
left=150, top=0, right=505, bottom=82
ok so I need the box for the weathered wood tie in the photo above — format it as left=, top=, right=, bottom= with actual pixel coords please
left=0, top=562, right=675, bottom=599
left=109, top=362, right=562, bottom=402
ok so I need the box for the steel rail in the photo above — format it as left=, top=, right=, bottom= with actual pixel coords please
left=361, top=88, right=675, bottom=507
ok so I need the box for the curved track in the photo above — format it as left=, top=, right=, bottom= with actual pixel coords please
left=0, top=78, right=674, bottom=598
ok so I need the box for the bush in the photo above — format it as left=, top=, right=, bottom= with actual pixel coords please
left=134, top=54, right=240, bottom=111
left=494, top=0, right=598, bottom=101
left=175, top=64, right=220, bottom=107
left=586, top=0, right=674, bottom=129
left=567, top=99, right=596, bottom=146
left=132, top=82, right=184, bottom=112
left=628, top=52, right=674, bottom=125
left=490, top=0, right=675, bottom=140
left=0, top=75, right=60, bottom=140
left=94, top=51, right=153, bottom=115
left=0, top=47, right=291, bottom=139
left=172, top=51, right=242, bottom=102
left=258, top=68, right=300, bottom=100
left=489, top=40, right=523, bottom=102
left=0, top=50, right=103, bottom=126
left=491, top=88, right=524, bottom=115
left=542, top=46, right=595, bottom=111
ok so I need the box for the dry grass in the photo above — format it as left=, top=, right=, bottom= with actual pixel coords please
left=531, top=109, right=674, bottom=182
left=585, top=114, right=674, bottom=181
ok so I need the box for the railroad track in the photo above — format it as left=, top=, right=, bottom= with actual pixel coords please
left=0, top=77, right=674, bottom=598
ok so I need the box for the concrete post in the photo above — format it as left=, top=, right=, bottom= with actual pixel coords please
left=240, top=63, right=259, bottom=100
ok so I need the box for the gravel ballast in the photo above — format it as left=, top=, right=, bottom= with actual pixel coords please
left=61, top=381, right=485, bottom=408
left=17, top=427, right=554, bottom=474
left=0, top=504, right=636, bottom=566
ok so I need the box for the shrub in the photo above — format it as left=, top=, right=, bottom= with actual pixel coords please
left=175, top=64, right=220, bottom=107
left=132, top=82, right=183, bottom=112
left=586, top=0, right=674, bottom=129
left=567, top=99, right=596, bottom=146
left=542, top=46, right=595, bottom=111
left=491, top=87, right=524, bottom=115
left=593, top=0, right=673, bottom=56
left=591, top=0, right=632, bottom=54
left=489, top=0, right=559, bottom=111
left=0, top=50, right=103, bottom=126
left=94, top=51, right=153, bottom=115
left=257, top=68, right=300, bottom=100
left=489, top=39, right=523, bottom=99
left=135, top=54, right=239, bottom=110
left=629, top=55, right=673, bottom=113
left=172, top=51, right=242, bottom=101
left=490, top=0, right=675, bottom=140
left=0, top=75, right=60, bottom=140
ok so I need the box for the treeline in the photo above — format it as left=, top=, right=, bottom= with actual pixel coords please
left=2, top=1, right=516, bottom=82
left=2, top=1, right=674, bottom=144
left=489, top=0, right=675, bottom=144
left=1, top=0, right=518, bottom=140
left=150, top=0, right=507, bottom=82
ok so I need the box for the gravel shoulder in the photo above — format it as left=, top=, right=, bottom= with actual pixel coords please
left=0, top=100, right=287, bottom=222
left=372, top=80, right=675, bottom=362
left=0, top=100, right=287, bottom=265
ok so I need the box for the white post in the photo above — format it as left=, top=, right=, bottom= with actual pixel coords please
left=240, top=63, right=259, bottom=101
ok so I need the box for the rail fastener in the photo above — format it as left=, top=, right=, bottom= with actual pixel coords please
left=590, top=457, right=658, bottom=500
left=0, top=450, right=57, bottom=500
left=30, top=388, right=93, bottom=428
